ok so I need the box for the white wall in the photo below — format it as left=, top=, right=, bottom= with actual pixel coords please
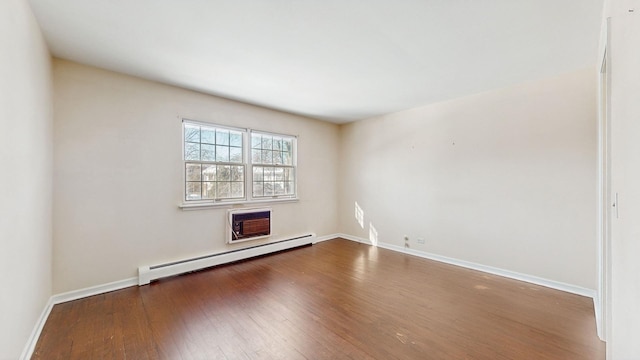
left=604, top=0, right=640, bottom=358
left=0, top=0, right=53, bottom=359
left=53, top=60, right=339, bottom=293
left=339, top=68, right=597, bottom=290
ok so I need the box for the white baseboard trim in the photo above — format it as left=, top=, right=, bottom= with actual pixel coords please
left=335, top=233, right=367, bottom=244
left=21, top=277, right=138, bottom=359
left=51, top=277, right=139, bottom=305
left=594, top=296, right=604, bottom=341
left=334, top=233, right=597, bottom=299
left=314, top=233, right=340, bottom=243
left=19, top=297, right=54, bottom=360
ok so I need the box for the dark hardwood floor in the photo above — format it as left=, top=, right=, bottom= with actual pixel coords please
left=32, top=238, right=604, bottom=359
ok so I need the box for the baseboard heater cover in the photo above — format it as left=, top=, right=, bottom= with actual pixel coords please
left=138, top=233, right=315, bottom=285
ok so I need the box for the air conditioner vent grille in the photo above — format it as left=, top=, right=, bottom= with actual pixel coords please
left=228, top=208, right=271, bottom=243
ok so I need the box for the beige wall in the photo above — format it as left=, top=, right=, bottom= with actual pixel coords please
left=53, top=60, right=339, bottom=293
left=339, top=68, right=598, bottom=289
left=53, top=59, right=600, bottom=295
left=0, top=0, right=53, bottom=358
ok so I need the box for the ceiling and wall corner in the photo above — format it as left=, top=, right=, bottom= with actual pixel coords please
left=27, top=0, right=604, bottom=123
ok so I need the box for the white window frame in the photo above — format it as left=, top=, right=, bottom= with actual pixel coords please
left=180, top=118, right=298, bottom=209
left=249, top=129, right=298, bottom=201
left=182, top=119, right=248, bottom=204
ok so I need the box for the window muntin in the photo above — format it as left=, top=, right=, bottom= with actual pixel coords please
left=251, top=132, right=296, bottom=198
left=182, top=120, right=297, bottom=204
left=183, top=121, right=245, bottom=201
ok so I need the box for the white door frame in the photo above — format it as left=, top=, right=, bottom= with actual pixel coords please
left=596, top=17, right=611, bottom=342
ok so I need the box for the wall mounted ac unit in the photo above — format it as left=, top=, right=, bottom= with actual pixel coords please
left=228, top=208, right=271, bottom=244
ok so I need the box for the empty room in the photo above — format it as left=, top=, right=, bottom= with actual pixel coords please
left=2, top=0, right=640, bottom=359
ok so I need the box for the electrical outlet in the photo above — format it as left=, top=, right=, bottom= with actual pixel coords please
left=417, top=237, right=425, bottom=244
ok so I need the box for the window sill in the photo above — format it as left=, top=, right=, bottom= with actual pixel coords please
left=179, top=197, right=299, bottom=210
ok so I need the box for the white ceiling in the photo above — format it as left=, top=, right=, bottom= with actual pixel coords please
left=28, top=0, right=604, bottom=123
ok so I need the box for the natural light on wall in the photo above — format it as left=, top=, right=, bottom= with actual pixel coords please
left=369, top=222, right=378, bottom=246
left=355, top=201, right=364, bottom=228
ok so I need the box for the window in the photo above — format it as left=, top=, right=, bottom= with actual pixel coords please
left=183, top=122, right=245, bottom=201
left=182, top=119, right=296, bottom=204
left=251, top=131, right=296, bottom=198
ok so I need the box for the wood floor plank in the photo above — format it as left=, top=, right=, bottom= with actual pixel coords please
left=32, top=239, right=604, bottom=359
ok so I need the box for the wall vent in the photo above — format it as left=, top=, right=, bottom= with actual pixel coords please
left=228, top=208, right=271, bottom=244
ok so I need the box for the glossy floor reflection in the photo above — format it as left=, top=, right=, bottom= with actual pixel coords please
left=33, top=239, right=604, bottom=359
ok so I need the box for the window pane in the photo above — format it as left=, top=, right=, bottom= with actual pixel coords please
left=202, top=182, right=216, bottom=199
left=253, top=182, right=263, bottom=197
left=230, top=132, right=242, bottom=147
left=201, top=128, right=215, bottom=144
left=274, top=182, right=285, bottom=195
left=185, top=142, right=200, bottom=161
left=251, top=134, right=261, bottom=149
left=186, top=163, right=201, bottom=181
left=201, top=144, right=215, bottom=161
left=217, top=182, right=230, bottom=198
left=229, top=147, right=242, bottom=163
left=274, top=167, right=284, bottom=181
left=252, top=149, right=261, bottom=163
left=282, top=151, right=292, bottom=165
left=216, top=145, right=229, bottom=162
left=231, top=182, right=244, bottom=198
left=184, top=125, right=200, bottom=143
left=272, top=151, right=283, bottom=165
left=231, top=166, right=244, bottom=181
left=282, top=139, right=292, bottom=153
left=202, top=164, right=216, bottom=181
left=186, top=182, right=201, bottom=200
left=253, top=166, right=263, bottom=181
left=262, top=136, right=272, bottom=150
left=216, top=130, right=229, bottom=145
left=264, top=167, right=274, bottom=181
left=217, top=165, right=231, bottom=181
left=261, top=150, right=272, bottom=164
left=273, top=138, right=282, bottom=151
left=264, top=182, right=274, bottom=196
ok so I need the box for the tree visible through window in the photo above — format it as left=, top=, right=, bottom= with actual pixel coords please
left=184, top=122, right=244, bottom=201
left=183, top=120, right=297, bottom=203
left=251, top=132, right=296, bottom=198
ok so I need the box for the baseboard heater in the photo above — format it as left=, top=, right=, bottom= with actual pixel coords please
left=138, top=233, right=315, bottom=285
